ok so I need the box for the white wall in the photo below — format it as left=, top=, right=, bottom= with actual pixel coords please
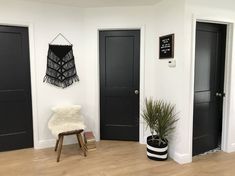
left=0, top=0, right=188, bottom=163
left=2, top=0, right=223, bottom=164
left=148, top=0, right=188, bottom=164
left=0, top=0, right=87, bottom=148
left=181, top=0, right=235, bottom=163
left=82, top=5, right=155, bottom=143
left=82, top=0, right=187, bottom=163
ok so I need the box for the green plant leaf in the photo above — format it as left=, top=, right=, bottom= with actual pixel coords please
left=141, top=98, right=178, bottom=144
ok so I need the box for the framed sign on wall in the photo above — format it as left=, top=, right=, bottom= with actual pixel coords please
left=159, top=34, right=174, bottom=59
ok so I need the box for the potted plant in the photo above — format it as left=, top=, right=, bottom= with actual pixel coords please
left=142, top=98, right=178, bottom=161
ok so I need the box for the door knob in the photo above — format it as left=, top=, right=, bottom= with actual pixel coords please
left=216, top=92, right=225, bottom=97
left=134, top=90, right=139, bottom=95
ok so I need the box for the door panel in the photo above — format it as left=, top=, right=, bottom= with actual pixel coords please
left=104, top=97, right=134, bottom=125
left=193, top=22, right=226, bottom=156
left=100, top=30, right=140, bottom=141
left=0, top=26, right=33, bottom=151
left=105, top=36, right=134, bottom=87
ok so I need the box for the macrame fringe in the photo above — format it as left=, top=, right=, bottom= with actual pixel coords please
left=43, top=75, right=79, bottom=89
left=44, top=45, right=79, bottom=88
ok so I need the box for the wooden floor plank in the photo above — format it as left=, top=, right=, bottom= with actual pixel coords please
left=0, top=140, right=234, bottom=176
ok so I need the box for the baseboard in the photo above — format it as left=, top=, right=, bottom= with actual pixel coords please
left=35, top=139, right=56, bottom=149
left=35, top=136, right=78, bottom=149
left=141, top=135, right=149, bottom=144
left=172, top=152, right=192, bottom=164
left=225, top=143, right=235, bottom=153
left=232, top=143, right=235, bottom=148
left=140, top=137, right=146, bottom=144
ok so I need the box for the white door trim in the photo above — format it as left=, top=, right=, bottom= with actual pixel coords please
left=189, top=15, right=234, bottom=160
left=0, top=20, right=39, bottom=148
left=96, top=25, right=146, bottom=143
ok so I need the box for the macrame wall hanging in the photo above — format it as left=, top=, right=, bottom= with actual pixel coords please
left=43, top=33, right=79, bottom=88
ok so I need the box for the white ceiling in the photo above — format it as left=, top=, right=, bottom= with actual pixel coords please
left=22, top=0, right=163, bottom=8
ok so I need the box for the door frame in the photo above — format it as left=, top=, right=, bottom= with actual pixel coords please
left=0, top=20, right=39, bottom=149
left=97, top=26, right=146, bottom=143
left=189, top=16, right=234, bottom=160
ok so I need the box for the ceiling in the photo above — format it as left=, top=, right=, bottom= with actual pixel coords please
left=22, top=0, right=163, bottom=8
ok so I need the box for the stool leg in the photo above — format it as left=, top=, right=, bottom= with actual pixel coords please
left=57, top=135, right=64, bottom=162
left=76, top=135, right=82, bottom=148
left=77, top=133, right=87, bottom=157
left=76, top=134, right=82, bottom=149
left=55, top=138, right=59, bottom=151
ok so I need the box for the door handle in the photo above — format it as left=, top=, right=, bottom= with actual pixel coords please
left=216, top=92, right=225, bottom=97
left=134, top=90, right=139, bottom=95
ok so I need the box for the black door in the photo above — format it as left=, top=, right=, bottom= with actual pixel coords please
left=0, top=26, right=33, bottom=151
left=99, top=30, right=140, bottom=141
left=193, top=22, right=226, bottom=156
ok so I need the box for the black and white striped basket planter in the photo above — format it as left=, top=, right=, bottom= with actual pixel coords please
left=146, top=136, right=168, bottom=161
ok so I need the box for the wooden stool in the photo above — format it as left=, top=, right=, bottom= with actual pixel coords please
left=55, top=129, right=87, bottom=162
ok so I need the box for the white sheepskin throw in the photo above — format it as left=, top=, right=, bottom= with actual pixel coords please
left=48, top=105, right=86, bottom=137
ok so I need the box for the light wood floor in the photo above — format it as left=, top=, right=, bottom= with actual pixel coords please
left=0, top=141, right=235, bottom=176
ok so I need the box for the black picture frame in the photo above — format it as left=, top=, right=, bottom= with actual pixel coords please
left=159, top=34, right=174, bottom=59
